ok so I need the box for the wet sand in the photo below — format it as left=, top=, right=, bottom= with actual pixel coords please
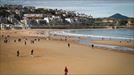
left=91, top=40, right=134, bottom=49
left=0, top=29, right=134, bottom=75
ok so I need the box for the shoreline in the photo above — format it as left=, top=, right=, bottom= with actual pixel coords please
left=48, top=29, right=134, bottom=53
left=0, top=29, right=134, bottom=74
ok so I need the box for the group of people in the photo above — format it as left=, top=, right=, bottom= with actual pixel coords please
left=1, top=34, right=41, bottom=57
left=16, top=38, right=40, bottom=57
left=2, top=35, right=10, bottom=43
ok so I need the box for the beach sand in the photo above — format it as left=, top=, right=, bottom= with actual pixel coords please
left=0, top=29, right=134, bottom=75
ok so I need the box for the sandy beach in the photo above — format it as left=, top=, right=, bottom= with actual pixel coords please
left=0, top=29, right=134, bottom=75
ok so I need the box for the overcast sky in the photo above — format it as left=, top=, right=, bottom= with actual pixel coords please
left=0, top=0, right=134, bottom=18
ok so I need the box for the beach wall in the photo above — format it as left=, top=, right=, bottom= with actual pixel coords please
left=1, top=24, right=132, bottom=30
left=29, top=25, right=129, bottom=29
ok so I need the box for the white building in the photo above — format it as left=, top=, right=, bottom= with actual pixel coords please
left=24, top=14, right=43, bottom=18
left=44, top=17, right=50, bottom=23
left=65, top=18, right=72, bottom=23
left=102, top=19, right=114, bottom=23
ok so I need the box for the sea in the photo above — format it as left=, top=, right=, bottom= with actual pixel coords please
left=69, top=29, right=134, bottom=40
left=50, top=29, right=134, bottom=52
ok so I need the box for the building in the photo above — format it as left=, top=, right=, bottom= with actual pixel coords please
left=24, top=14, right=43, bottom=19
left=65, top=18, right=75, bottom=24
left=127, top=19, right=134, bottom=28
left=102, top=18, right=114, bottom=23
left=44, top=17, right=50, bottom=23
left=23, top=14, right=44, bottom=27
left=0, top=24, right=12, bottom=30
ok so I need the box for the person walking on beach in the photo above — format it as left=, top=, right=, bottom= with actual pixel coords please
left=92, top=44, right=94, bottom=48
left=31, top=40, right=34, bottom=44
left=24, top=41, right=26, bottom=45
left=4, top=39, right=8, bottom=43
left=17, top=50, right=20, bottom=57
left=68, top=43, right=70, bottom=48
left=18, top=38, right=21, bottom=42
left=64, top=66, right=68, bottom=75
left=14, top=40, right=16, bottom=42
left=31, top=49, right=34, bottom=55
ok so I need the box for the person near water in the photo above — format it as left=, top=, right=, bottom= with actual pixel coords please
left=68, top=43, right=70, bottom=48
left=91, top=44, right=94, bottom=48
left=64, top=66, right=68, bottom=75
left=17, top=50, right=20, bottom=57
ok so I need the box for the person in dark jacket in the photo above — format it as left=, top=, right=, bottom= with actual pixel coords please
left=64, top=66, right=68, bottom=75
left=91, top=44, right=94, bottom=48
left=17, top=50, right=20, bottom=57
left=31, top=49, right=34, bottom=55
left=68, top=43, right=70, bottom=48
left=25, top=41, right=26, bottom=45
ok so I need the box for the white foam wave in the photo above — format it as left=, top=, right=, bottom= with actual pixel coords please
left=50, top=30, right=134, bottom=51
left=50, top=30, right=134, bottom=40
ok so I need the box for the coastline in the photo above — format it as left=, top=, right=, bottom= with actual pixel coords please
left=49, top=29, right=134, bottom=53
left=0, top=29, right=134, bottom=74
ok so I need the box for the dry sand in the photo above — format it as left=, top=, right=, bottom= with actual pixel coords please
left=0, top=29, right=134, bottom=75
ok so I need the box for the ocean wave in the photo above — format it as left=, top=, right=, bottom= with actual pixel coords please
left=50, top=30, right=134, bottom=40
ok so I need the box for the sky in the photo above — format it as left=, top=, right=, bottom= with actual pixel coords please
left=0, top=0, right=134, bottom=18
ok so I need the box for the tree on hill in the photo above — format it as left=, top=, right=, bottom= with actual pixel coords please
left=0, top=9, right=10, bottom=17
